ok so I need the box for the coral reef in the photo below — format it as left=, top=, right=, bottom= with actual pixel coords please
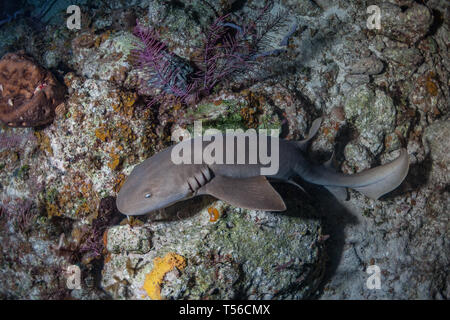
left=0, top=0, right=448, bottom=300
left=376, top=2, right=433, bottom=45
left=0, top=52, right=65, bottom=127
left=102, top=199, right=326, bottom=300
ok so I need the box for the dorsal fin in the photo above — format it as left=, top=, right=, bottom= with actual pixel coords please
left=297, top=117, right=322, bottom=151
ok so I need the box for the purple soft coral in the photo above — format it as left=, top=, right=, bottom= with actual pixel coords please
left=193, top=14, right=255, bottom=95
left=132, top=3, right=291, bottom=107
left=131, top=22, right=197, bottom=106
left=0, top=198, right=36, bottom=234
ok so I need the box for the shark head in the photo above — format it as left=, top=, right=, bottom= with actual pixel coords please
left=116, top=149, right=190, bottom=216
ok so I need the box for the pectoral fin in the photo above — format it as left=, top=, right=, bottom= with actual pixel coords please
left=198, top=175, right=287, bottom=211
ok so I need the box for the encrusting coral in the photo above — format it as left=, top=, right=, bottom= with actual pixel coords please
left=0, top=52, right=65, bottom=127
left=143, top=252, right=187, bottom=300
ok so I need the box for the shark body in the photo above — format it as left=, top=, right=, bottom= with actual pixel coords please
left=116, top=119, right=410, bottom=216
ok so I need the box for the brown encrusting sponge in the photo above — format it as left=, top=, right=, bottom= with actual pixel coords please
left=0, top=52, right=65, bottom=127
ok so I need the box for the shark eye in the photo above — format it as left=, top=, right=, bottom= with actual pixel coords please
left=144, top=193, right=152, bottom=199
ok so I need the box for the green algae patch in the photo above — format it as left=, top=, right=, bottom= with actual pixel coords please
left=186, top=97, right=282, bottom=136
left=15, top=164, right=30, bottom=180
left=186, top=100, right=247, bottom=134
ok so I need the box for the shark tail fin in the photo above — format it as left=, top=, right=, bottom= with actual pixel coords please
left=351, top=149, right=410, bottom=200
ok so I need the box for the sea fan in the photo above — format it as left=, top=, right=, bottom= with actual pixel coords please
left=0, top=198, right=36, bottom=234
left=193, top=4, right=288, bottom=93
left=132, top=2, right=291, bottom=107
left=192, top=14, right=254, bottom=94
left=131, top=22, right=198, bottom=106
